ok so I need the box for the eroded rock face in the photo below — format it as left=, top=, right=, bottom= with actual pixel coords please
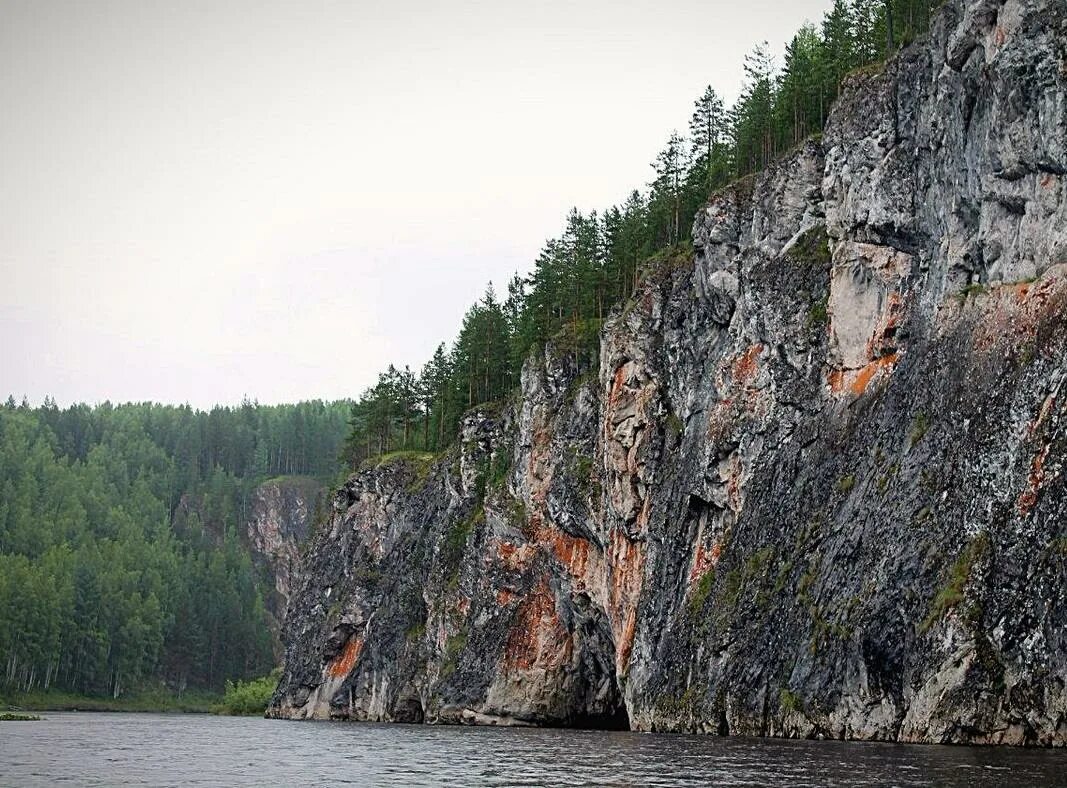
left=247, top=477, right=321, bottom=632
left=271, top=0, right=1067, bottom=744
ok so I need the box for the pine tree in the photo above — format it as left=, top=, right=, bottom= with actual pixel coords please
left=689, top=85, right=726, bottom=190
left=650, top=132, right=690, bottom=246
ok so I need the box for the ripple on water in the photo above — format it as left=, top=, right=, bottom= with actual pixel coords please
left=1, top=714, right=1066, bottom=787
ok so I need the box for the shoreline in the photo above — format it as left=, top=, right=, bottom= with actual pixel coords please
left=3, top=691, right=219, bottom=715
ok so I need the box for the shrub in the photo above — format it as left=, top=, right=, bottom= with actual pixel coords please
left=920, top=532, right=991, bottom=632
left=779, top=689, right=802, bottom=714
left=213, top=668, right=282, bottom=716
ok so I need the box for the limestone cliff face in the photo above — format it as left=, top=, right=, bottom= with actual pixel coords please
left=246, top=477, right=322, bottom=629
left=270, top=0, right=1067, bottom=745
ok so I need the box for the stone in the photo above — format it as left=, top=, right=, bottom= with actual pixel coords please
left=269, top=0, right=1067, bottom=746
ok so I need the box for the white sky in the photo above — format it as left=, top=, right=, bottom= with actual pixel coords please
left=1, top=0, right=832, bottom=408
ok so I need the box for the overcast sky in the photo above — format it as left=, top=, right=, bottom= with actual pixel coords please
left=2, top=0, right=832, bottom=409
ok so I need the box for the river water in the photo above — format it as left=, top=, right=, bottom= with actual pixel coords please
left=2, top=713, right=1065, bottom=786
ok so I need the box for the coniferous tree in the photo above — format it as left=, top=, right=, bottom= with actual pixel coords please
left=650, top=132, right=690, bottom=246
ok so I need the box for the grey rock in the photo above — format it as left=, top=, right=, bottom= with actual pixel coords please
left=270, top=0, right=1067, bottom=746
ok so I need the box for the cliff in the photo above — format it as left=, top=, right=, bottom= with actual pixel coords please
left=246, top=476, right=323, bottom=632
left=269, top=0, right=1067, bottom=745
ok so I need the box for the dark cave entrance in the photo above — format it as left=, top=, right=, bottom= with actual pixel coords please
left=562, top=704, right=631, bottom=731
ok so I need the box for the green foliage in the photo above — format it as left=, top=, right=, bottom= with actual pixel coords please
left=2, top=686, right=219, bottom=713
left=440, top=631, right=469, bottom=678
left=442, top=508, right=483, bottom=590
left=807, top=300, right=829, bottom=328
left=779, top=688, right=803, bottom=714
left=909, top=413, right=929, bottom=447
left=958, top=282, right=989, bottom=299
left=506, top=496, right=528, bottom=529
left=719, top=569, right=743, bottom=615
left=566, top=446, right=595, bottom=495
left=921, top=532, right=991, bottom=632
left=1052, top=537, right=1067, bottom=558
left=836, top=474, right=856, bottom=493
left=361, top=450, right=436, bottom=470
left=688, top=569, right=716, bottom=615
left=488, top=447, right=512, bottom=491
left=213, top=668, right=281, bottom=716
left=788, top=225, right=832, bottom=268
left=0, top=401, right=349, bottom=699
left=655, top=684, right=702, bottom=718
left=360, top=451, right=437, bottom=492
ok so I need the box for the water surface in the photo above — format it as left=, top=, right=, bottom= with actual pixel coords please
left=2, top=713, right=1065, bottom=786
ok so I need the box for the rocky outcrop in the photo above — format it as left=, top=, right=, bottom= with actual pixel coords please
left=246, top=476, right=322, bottom=629
left=270, top=0, right=1067, bottom=745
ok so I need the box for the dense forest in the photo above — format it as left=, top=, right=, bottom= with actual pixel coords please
left=343, top=0, right=940, bottom=465
left=0, top=398, right=349, bottom=698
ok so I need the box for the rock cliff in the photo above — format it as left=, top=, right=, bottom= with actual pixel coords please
left=270, top=0, right=1067, bottom=745
left=246, top=477, right=322, bottom=631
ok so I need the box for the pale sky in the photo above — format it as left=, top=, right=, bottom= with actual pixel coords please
left=1, top=0, right=832, bottom=408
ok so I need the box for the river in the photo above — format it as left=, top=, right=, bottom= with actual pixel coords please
left=1, top=713, right=1065, bottom=786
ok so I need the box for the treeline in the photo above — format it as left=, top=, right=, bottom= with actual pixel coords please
left=0, top=398, right=350, bottom=698
left=24, top=397, right=350, bottom=487
left=344, top=0, right=941, bottom=464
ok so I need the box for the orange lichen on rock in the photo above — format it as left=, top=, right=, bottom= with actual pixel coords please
left=521, top=511, right=593, bottom=588
left=865, top=292, right=905, bottom=359
left=688, top=539, right=722, bottom=586
left=1018, top=444, right=1051, bottom=516
left=549, top=529, right=590, bottom=579
left=610, top=365, right=628, bottom=407
left=828, top=353, right=899, bottom=396
left=962, top=268, right=1067, bottom=354
left=828, top=367, right=846, bottom=393
left=496, top=589, right=517, bottom=607
left=503, top=577, right=570, bottom=672
left=495, top=539, right=536, bottom=571
left=1029, top=395, right=1057, bottom=438
left=607, top=528, right=646, bottom=675
left=731, top=344, right=763, bottom=385
left=850, top=353, right=899, bottom=395
left=617, top=610, right=638, bottom=672
left=327, top=636, right=363, bottom=678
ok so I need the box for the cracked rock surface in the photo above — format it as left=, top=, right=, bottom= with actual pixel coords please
left=270, top=0, right=1067, bottom=745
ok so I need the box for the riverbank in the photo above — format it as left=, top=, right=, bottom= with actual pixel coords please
left=1, top=688, right=220, bottom=714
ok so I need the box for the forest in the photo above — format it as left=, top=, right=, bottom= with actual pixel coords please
left=342, top=0, right=940, bottom=465
left=0, top=398, right=349, bottom=699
